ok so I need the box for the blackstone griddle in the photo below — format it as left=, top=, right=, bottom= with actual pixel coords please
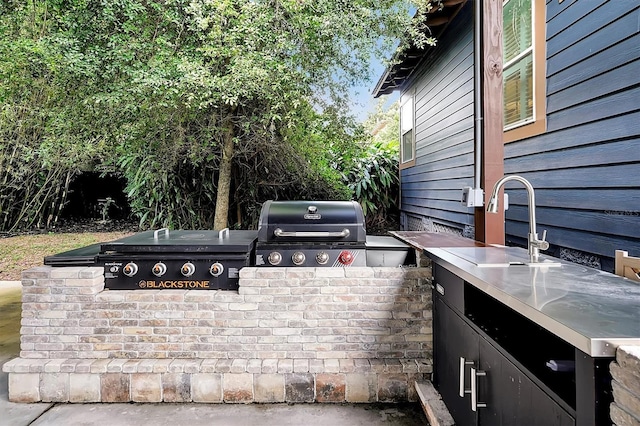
left=98, top=229, right=256, bottom=290
left=45, top=228, right=257, bottom=290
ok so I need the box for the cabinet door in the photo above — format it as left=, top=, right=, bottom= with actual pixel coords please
left=477, top=337, right=575, bottom=426
left=434, top=295, right=479, bottom=426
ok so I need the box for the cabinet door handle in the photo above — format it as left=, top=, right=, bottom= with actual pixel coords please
left=470, top=367, right=487, bottom=411
left=459, top=357, right=475, bottom=397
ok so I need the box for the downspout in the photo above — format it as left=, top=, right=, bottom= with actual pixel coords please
left=473, top=0, right=483, bottom=192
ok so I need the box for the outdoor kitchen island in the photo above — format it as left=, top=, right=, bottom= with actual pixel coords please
left=415, top=241, right=640, bottom=426
left=4, top=201, right=451, bottom=406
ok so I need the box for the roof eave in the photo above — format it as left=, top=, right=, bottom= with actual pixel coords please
left=372, top=0, right=469, bottom=98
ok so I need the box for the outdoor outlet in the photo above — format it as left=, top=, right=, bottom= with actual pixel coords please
left=461, top=187, right=484, bottom=207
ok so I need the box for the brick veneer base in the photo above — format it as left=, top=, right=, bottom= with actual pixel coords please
left=3, top=357, right=432, bottom=403
left=4, top=264, right=433, bottom=403
left=610, top=345, right=640, bottom=426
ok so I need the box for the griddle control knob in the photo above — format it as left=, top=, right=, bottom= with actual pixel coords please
left=122, top=262, right=138, bottom=277
left=152, top=262, right=167, bottom=277
left=209, top=262, right=224, bottom=277
left=181, top=262, right=196, bottom=277
left=316, top=251, right=329, bottom=265
left=268, top=252, right=282, bottom=266
left=292, top=251, right=306, bottom=266
left=338, top=251, right=354, bottom=266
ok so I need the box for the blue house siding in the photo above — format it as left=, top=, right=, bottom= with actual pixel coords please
left=503, top=1, right=640, bottom=267
left=390, top=0, right=639, bottom=270
left=400, top=3, right=475, bottom=234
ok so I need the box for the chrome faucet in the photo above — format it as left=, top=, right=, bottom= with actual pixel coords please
left=487, top=175, right=549, bottom=263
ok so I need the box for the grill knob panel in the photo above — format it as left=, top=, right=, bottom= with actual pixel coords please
left=338, top=251, right=354, bottom=266
left=152, top=262, right=167, bottom=277
left=268, top=252, right=282, bottom=265
left=209, top=262, right=224, bottom=277
left=123, top=262, right=138, bottom=277
left=316, top=251, right=329, bottom=265
left=181, top=262, right=196, bottom=277
left=292, top=251, right=306, bottom=266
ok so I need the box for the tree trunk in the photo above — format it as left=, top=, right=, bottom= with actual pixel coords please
left=213, top=113, right=235, bottom=230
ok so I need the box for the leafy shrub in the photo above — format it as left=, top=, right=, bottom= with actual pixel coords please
left=343, top=141, right=400, bottom=233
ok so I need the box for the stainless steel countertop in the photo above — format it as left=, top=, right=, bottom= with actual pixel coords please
left=426, top=246, right=640, bottom=357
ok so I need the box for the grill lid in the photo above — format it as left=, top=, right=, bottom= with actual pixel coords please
left=257, top=200, right=366, bottom=243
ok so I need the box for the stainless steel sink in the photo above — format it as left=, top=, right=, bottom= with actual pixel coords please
left=441, top=246, right=562, bottom=268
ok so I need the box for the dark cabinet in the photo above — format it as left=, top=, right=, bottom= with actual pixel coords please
left=477, top=337, right=574, bottom=426
left=432, top=264, right=576, bottom=426
left=434, top=296, right=479, bottom=425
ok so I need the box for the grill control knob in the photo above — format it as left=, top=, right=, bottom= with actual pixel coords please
left=268, top=252, right=282, bottom=266
left=209, top=262, right=224, bottom=277
left=152, top=262, right=167, bottom=277
left=292, top=251, right=306, bottom=266
left=122, top=262, right=138, bottom=277
left=181, top=262, right=196, bottom=277
left=316, top=251, right=330, bottom=265
left=338, top=251, right=354, bottom=266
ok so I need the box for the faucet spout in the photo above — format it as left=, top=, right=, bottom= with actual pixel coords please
left=486, top=175, right=549, bottom=262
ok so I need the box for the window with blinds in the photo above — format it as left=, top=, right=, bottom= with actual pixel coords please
left=400, top=92, right=415, bottom=167
left=503, top=0, right=534, bottom=130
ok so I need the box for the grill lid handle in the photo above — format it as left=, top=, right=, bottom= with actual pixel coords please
left=273, top=228, right=351, bottom=238
left=154, top=228, right=170, bottom=240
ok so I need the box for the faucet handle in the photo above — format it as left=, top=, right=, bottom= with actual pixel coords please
left=538, top=230, right=549, bottom=251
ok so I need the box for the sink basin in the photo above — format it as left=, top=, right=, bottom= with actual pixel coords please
left=441, top=246, right=562, bottom=268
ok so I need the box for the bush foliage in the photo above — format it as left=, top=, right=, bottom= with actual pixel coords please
left=0, top=1, right=431, bottom=232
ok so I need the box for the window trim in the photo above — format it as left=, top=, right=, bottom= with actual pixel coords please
left=399, top=91, right=416, bottom=169
left=503, top=0, right=546, bottom=143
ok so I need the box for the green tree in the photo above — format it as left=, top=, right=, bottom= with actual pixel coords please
left=1, top=0, right=441, bottom=231
left=0, top=1, right=109, bottom=231
left=364, top=99, right=400, bottom=148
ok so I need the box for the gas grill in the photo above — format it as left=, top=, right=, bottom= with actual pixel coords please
left=98, top=229, right=256, bottom=290
left=255, top=200, right=367, bottom=267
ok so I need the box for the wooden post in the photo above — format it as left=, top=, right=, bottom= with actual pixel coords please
left=475, top=0, right=505, bottom=245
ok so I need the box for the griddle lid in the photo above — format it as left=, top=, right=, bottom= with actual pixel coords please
left=44, top=243, right=101, bottom=266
